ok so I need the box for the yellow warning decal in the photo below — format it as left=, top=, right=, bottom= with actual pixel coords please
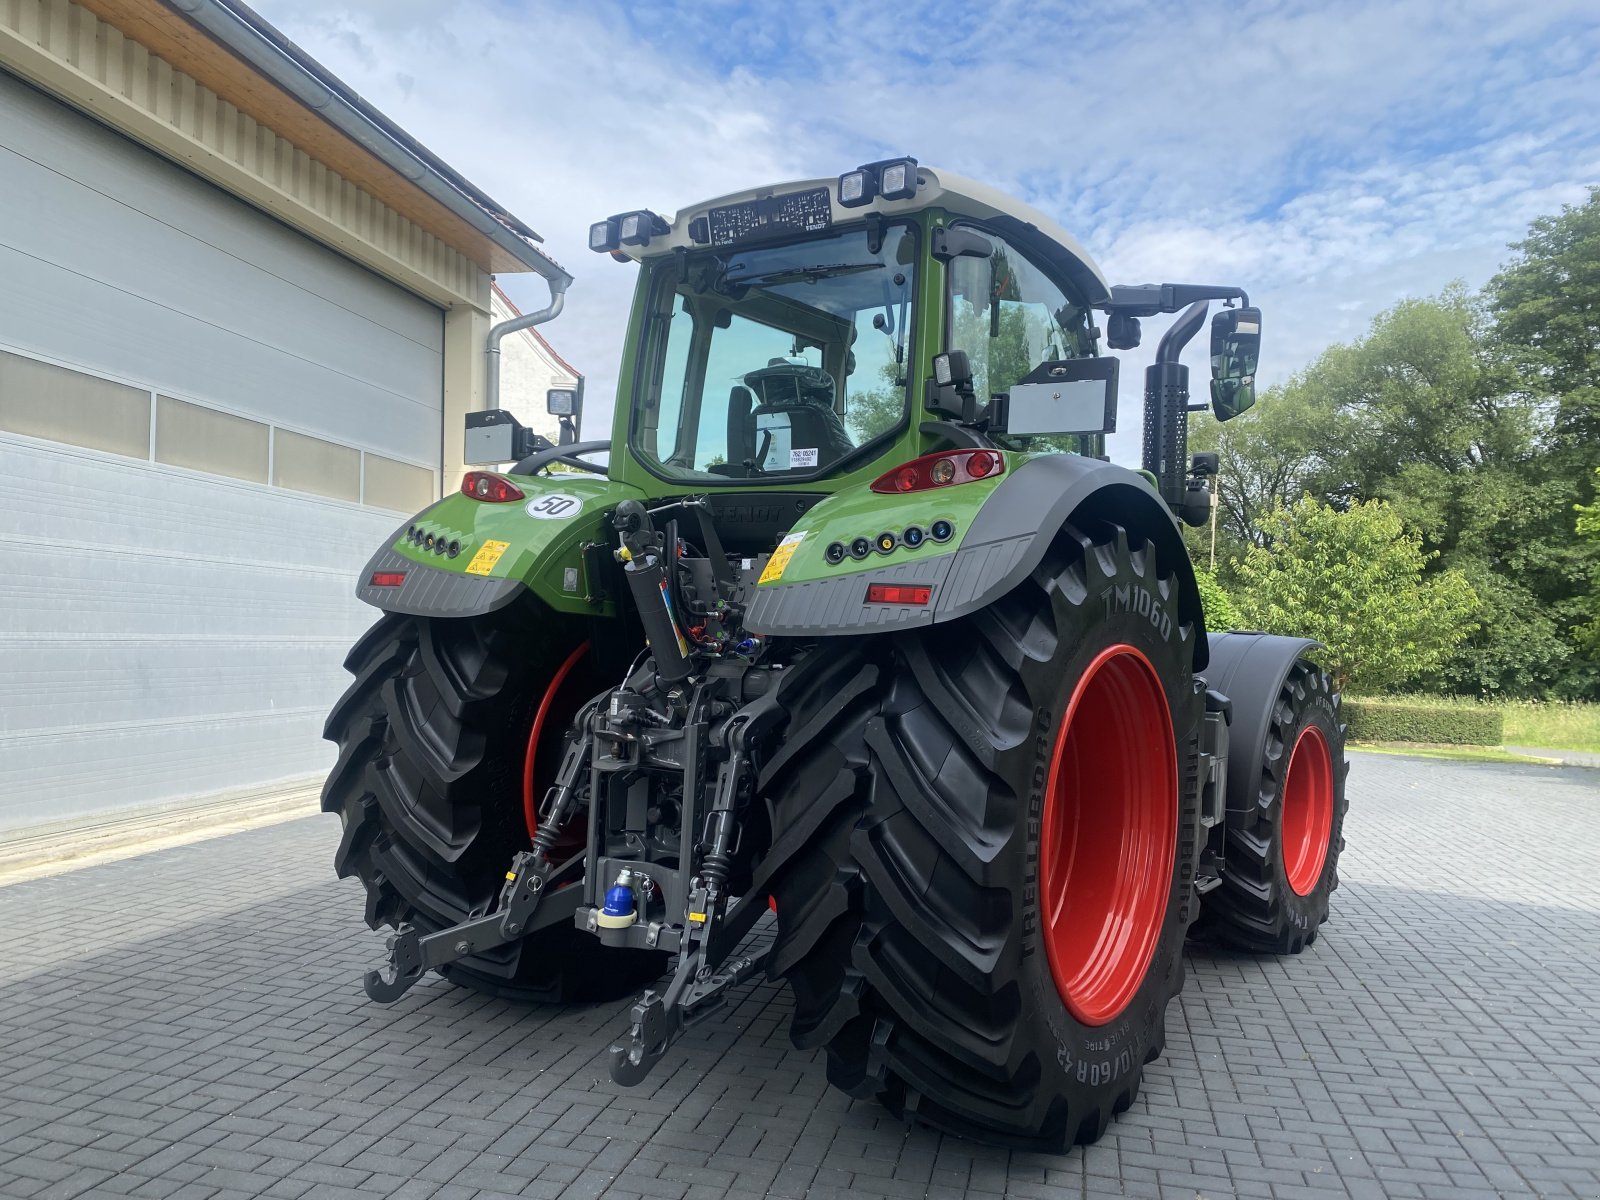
left=758, top=531, right=806, bottom=585
left=465, top=539, right=510, bottom=576
left=687, top=911, right=707, bottom=924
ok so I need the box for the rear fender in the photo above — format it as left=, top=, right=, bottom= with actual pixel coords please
left=743, top=453, right=1208, bottom=670
left=355, top=473, right=646, bottom=619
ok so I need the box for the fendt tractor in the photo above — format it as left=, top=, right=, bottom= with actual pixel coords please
left=322, top=158, right=1348, bottom=1149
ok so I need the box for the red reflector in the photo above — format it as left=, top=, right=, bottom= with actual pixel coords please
left=866, top=583, right=932, bottom=605
left=869, top=449, right=1006, bottom=493
left=461, top=471, right=526, bottom=503
left=369, top=571, right=407, bottom=587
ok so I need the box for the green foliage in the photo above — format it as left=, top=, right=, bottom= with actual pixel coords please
left=1578, top=467, right=1600, bottom=656
left=1193, top=568, right=1240, bottom=632
left=1498, top=697, right=1600, bottom=753
left=1233, top=497, right=1479, bottom=693
left=1342, top=697, right=1504, bottom=746
left=1197, top=192, right=1600, bottom=697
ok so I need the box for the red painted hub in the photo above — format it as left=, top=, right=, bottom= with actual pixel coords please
left=1040, top=645, right=1177, bottom=1027
left=522, top=641, right=592, bottom=842
left=1282, top=724, right=1333, bottom=896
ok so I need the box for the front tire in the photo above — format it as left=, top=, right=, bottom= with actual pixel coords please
left=1195, top=660, right=1348, bottom=953
left=321, top=604, right=666, bottom=1002
left=763, top=520, right=1204, bottom=1149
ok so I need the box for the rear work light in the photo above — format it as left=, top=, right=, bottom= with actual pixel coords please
left=461, top=471, right=526, bottom=503
left=369, top=571, right=407, bottom=587
left=869, top=449, right=1004, bottom=494
left=866, top=583, right=932, bottom=605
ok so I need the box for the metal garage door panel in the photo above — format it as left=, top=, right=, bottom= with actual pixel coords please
left=0, top=72, right=454, bottom=831
left=0, top=72, right=443, bottom=464
left=0, top=437, right=397, bottom=831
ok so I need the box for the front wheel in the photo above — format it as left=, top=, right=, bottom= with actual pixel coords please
left=1196, top=659, right=1348, bottom=953
left=763, top=520, right=1204, bottom=1149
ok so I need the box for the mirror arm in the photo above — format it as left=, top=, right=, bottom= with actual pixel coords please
left=486, top=277, right=570, bottom=412
left=1105, top=283, right=1248, bottom=317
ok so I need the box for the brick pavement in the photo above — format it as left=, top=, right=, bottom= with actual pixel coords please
left=0, top=754, right=1596, bottom=1199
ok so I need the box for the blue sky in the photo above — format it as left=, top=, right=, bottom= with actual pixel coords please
left=254, top=0, right=1600, bottom=463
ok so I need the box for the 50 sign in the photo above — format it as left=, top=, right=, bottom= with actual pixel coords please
left=525, top=493, right=583, bottom=520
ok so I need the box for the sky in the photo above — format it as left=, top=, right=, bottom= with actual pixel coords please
left=252, top=0, right=1600, bottom=465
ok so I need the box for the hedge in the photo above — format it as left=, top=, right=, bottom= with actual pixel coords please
left=1342, top=698, right=1503, bottom=746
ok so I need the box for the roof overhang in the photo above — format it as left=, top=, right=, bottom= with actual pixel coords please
left=74, top=0, right=568, bottom=287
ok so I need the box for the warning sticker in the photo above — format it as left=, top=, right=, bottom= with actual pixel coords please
left=464, top=539, right=510, bottom=576
left=790, top=447, right=818, bottom=469
left=759, top=531, right=805, bottom=585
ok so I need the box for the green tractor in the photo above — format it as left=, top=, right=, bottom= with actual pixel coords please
left=323, top=158, right=1347, bottom=1149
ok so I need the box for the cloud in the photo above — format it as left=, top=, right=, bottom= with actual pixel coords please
left=251, top=0, right=1600, bottom=464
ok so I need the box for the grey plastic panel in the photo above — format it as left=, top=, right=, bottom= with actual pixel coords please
left=357, top=546, right=526, bottom=617
left=745, top=454, right=1204, bottom=652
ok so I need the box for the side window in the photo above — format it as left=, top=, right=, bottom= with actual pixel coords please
left=648, top=293, right=694, bottom=463
left=948, top=226, right=1095, bottom=404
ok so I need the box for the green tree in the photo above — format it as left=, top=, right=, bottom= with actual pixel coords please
left=1232, top=497, right=1480, bottom=693
left=1577, top=467, right=1600, bottom=654
left=1485, top=187, right=1600, bottom=690
left=1193, top=567, right=1240, bottom=632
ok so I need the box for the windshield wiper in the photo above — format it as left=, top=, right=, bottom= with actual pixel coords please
left=725, top=262, right=884, bottom=286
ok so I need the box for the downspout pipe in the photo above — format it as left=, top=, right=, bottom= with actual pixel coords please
left=486, top=281, right=568, bottom=412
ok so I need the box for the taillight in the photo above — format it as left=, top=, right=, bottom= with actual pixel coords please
left=869, top=449, right=1004, bottom=494
left=866, top=583, right=932, bottom=605
left=461, top=471, right=526, bottom=503
left=369, top=571, right=407, bottom=587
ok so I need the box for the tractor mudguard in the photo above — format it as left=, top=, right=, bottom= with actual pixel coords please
left=1204, top=632, right=1322, bottom=815
left=354, top=473, right=648, bottom=619
left=743, top=453, right=1207, bottom=668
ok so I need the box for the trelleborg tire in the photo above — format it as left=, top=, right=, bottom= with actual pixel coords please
left=320, top=603, right=667, bottom=1002
left=762, top=519, right=1205, bottom=1149
left=1195, top=660, right=1348, bottom=954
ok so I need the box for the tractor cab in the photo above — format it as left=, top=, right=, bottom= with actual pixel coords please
left=472, top=159, right=1262, bottom=540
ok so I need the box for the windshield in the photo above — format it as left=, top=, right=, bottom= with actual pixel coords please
left=631, top=224, right=916, bottom=481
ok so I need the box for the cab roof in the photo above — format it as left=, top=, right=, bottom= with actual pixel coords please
left=616, top=164, right=1111, bottom=305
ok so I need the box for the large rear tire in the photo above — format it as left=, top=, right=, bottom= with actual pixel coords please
left=321, top=604, right=667, bottom=1002
left=762, top=520, right=1205, bottom=1149
left=1195, top=660, right=1348, bottom=953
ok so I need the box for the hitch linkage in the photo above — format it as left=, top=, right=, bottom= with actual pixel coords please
left=607, top=701, right=780, bottom=1084
left=361, top=706, right=598, bottom=1003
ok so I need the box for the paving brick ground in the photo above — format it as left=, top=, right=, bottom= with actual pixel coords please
left=1, top=753, right=1597, bottom=1200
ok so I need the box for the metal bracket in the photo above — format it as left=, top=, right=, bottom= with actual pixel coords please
left=607, top=947, right=769, bottom=1085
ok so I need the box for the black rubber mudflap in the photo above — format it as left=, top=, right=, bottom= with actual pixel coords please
left=761, top=520, right=1206, bottom=1150
left=321, top=603, right=667, bottom=1003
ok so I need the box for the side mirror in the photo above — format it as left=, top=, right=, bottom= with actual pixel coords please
left=930, top=226, right=994, bottom=262
left=1209, top=307, right=1260, bottom=420
left=547, top=378, right=584, bottom=446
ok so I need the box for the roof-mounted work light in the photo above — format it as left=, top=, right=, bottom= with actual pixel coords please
left=838, top=168, right=874, bottom=207
left=877, top=157, right=918, bottom=201
left=588, top=217, right=620, bottom=253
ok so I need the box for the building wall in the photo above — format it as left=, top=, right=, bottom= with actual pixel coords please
left=490, top=286, right=578, bottom=449
left=0, top=68, right=444, bottom=832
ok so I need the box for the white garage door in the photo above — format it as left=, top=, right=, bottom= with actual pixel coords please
left=0, top=70, right=445, bottom=832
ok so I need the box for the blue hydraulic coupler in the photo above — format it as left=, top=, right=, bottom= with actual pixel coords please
left=598, top=871, right=637, bottom=929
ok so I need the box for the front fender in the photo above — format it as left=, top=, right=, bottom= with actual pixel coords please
left=743, top=453, right=1206, bottom=668
left=354, top=472, right=646, bottom=618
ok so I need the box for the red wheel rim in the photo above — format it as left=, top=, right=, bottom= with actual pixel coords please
left=1282, top=724, right=1333, bottom=896
left=1040, top=645, right=1177, bottom=1026
left=522, top=641, right=591, bottom=841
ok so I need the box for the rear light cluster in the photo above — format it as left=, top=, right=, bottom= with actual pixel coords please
left=866, top=583, right=931, bottom=606
left=461, top=471, right=525, bottom=503
left=870, top=450, right=1003, bottom=495
left=406, top=524, right=461, bottom=558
